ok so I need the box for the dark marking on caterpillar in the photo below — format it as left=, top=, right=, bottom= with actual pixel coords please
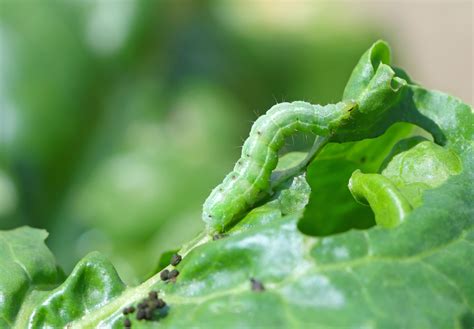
left=202, top=101, right=356, bottom=232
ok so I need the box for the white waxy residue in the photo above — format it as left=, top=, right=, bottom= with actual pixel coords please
left=85, top=1, right=134, bottom=56
left=281, top=274, right=345, bottom=309
left=333, top=247, right=349, bottom=260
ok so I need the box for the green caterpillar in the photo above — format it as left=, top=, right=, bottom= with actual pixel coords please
left=203, top=101, right=356, bottom=232
left=203, top=40, right=410, bottom=233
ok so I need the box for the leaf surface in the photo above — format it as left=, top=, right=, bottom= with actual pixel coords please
left=4, top=41, right=473, bottom=328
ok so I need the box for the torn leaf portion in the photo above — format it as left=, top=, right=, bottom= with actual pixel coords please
left=349, top=141, right=463, bottom=227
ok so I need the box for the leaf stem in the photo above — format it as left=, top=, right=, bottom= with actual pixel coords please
left=271, top=135, right=329, bottom=188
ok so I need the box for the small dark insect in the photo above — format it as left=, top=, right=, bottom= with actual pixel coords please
left=122, top=306, right=136, bottom=315
left=148, top=299, right=159, bottom=309
left=250, top=278, right=265, bottom=292
left=170, top=253, right=182, bottom=266
left=148, top=291, right=158, bottom=300
left=156, top=298, right=166, bottom=309
left=212, top=233, right=228, bottom=240
left=124, top=318, right=131, bottom=328
left=148, top=297, right=165, bottom=309
left=145, top=309, right=154, bottom=320
left=136, top=309, right=146, bottom=320
left=168, top=269, right=179, bottom=279
left=137, top=301, right=147, bottom=309
left=160, top=269, right=170, bottom=281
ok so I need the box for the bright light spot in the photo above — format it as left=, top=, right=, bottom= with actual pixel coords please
left=108, top=155, right=163, bottom=198
left=281, top=274, right=345, bottom=308
left=333, top=246, right=349, bottom=260
left=85, top=1, right=135, bottom=56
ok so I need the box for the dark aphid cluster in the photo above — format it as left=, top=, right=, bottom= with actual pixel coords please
left=160, top=268, right=179, bottom=282
left=122, top=306, right=136, bottom=315
left=121, top=290, right=167, bottom=327
left=136, top=291, right=166, bottom=321
left=250, top=278, right=265, bottom=292
left=160, top=253, right=182, bottom=282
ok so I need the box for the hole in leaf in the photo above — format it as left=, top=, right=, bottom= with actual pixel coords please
left=298, top=122, right=432, bottom=237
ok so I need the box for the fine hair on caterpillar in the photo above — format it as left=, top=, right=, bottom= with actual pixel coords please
left=202, top=101, right=356, bottom=232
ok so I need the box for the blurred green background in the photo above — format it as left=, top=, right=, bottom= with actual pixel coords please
left=0, top=0, right=471, bottom=284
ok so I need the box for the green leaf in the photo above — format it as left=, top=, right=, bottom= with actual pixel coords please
left=25, top=252, right=126, bottom=328
left=348, top=140, right=463, bottom=228
left=8, top=166, right=474, bottom=327
left=4, top=41, right=474, bottom=328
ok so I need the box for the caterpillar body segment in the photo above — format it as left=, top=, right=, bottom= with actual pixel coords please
left=203, top=101, right=356, bottom=232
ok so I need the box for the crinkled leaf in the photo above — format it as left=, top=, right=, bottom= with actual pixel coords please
left=4, top=41, right=474, bottom=328
left=300, top=122, right=416, bottom=236
left=11, top=251, right=126, bottom=329
left=52, top=165, right=472, bottom=328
